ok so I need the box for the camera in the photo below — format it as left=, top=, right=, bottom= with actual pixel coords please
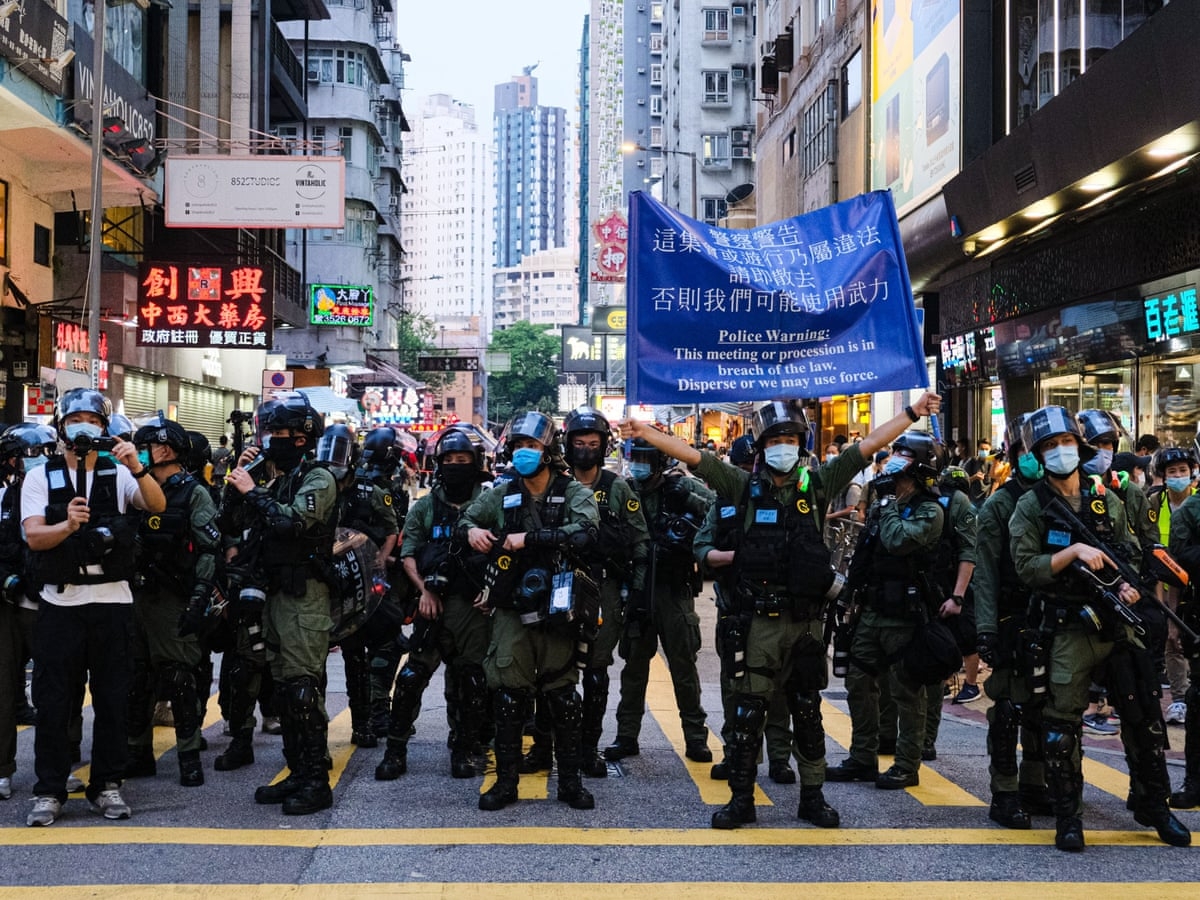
left=81, top=526, right=115, bottom=563
left=423, top=560, right=451, bottom=597
left=226, top=561, right=268, bottom=608
left=516, top=567, right=552, bottom=624
left=70, top=433, right=117, bottom=455
left=661, top=512, right=702, bottom=552
left=1, top=573, right=20, bottom=603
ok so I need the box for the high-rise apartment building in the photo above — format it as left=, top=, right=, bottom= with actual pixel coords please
left=493, top=71, right=570, bottom=268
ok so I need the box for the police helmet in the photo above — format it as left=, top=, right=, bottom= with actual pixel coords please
left=132, top=412, right=191, bottom=456
left=627, top=437, right=666, bottom=473
left=562, top=406, right=611, bottom=464
left=361, top=426, right=403, bottom=472
left=0, top=423, right=58, bottom=460
left=1077, top=408, right=1127, bottom=447
left=435, top=426, right=485, bottom=469
left=890, top=430, right=940, bottom=486
left=316, top=423, right=356, bottom=468
left=1154, top=445, right=1197, bottom=478
left=1004, top=412, right=1033, bottom=456
left=749, top=401, right=809, bottom=450
left=1021, top=405, right=1096, bottom=463
left=938, top=465, right=970, bottom=497
left=264, top=391, right=324, bottom=440
left=107, top=413, right=135, bottom=441
left=54, top=388, right=111, bottom=434
left=253, top=398, right=281, bottom=447
left=729, top=434, right=756, bottom=467
left=185, top=431, right=212, bottom=473
left=500, top=410, right=560, bottom=460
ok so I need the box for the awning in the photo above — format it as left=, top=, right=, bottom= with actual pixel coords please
left=298, top=386, right=361, bottom=418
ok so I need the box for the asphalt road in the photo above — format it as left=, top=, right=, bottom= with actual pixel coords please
left=2, top=585, right=1198, bottom=897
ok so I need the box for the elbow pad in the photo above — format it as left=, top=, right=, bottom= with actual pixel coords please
left=566, top=525, right=597, bottom=552
left=526, top=527, right=568, bottom=548
left=245, top=487, right=300, bottom=536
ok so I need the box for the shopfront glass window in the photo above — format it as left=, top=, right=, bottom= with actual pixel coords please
left=1040, top=365, right=1134, bottom=447
left=1149, top=361, right=1200, bottom=452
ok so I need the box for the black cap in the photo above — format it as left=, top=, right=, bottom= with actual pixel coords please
left=1111, top=451, right=1151, bottom=474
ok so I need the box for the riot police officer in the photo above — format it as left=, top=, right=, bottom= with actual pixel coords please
left=0, top=423, right=58, bottom=802
left=323, top=423, right=399, bottom=749
left=461, top=411, right=599, bottom=812
left=375, top=426, right=491, bottom=781
left=224, top=391, right=339, bottom=816
left=1010, top=405, right=1189, bottom=851
left=604, top=437, right=714, bottom=765
left=124, top=414, right=221, bottom=787
left=827, top=429, right=946, bottom=791
left=974, top=413, right=1048, bottom=829
left=23, top=388, right=165, bottom=827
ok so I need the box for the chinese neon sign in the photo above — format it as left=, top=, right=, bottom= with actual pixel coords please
left=53, top=319, right=109, bottom=390
left=1144, top=287, right=1200, bottom=342
left=136, top=262, right=274, bottom=349
left=309, top=284, right=374, bottom=327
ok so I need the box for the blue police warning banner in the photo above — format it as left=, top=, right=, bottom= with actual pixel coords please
left=627, top=191, right=928, bottom=403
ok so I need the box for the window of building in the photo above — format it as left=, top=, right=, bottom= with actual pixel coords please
left=702, top=133, right=731, bottom=168
left=311, top=125, right=328, bottom=155
left=650, top=2, right=663, bottom=22
left=650, top=64, right=663, bottom=86
left=802, top=84, right=836, bottom=176
left=650, top=95, right=664, bottom=116
left=703, top=70, right=730, bottom=105
left=842, top=48, right=862, bottom=118
left=274, top=125, right=300, bottom=154
left=649, top=125, right=663, bottom=147
left=703, top=8, right=730, bottom=41
left=650, top=33, right=663, bottom=53
left=783, top=128, right=796, bottom=162
left=701, top=196, right=727, bottom=225
left=339, top=126, right=354, bottom=162
left=33, top=222, right=50, bottom=267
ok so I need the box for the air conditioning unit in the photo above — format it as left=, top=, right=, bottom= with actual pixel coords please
left=637, top=98, right=646, bottom=105
left=732, top=146, right=753, bottom=159
left=731, top=65, right=747, bottom=82
left=306, top=68, right=320, bottom=84
left=731, top=127, right=752, bottom=145
left=732, top=4, right=747, bottom=16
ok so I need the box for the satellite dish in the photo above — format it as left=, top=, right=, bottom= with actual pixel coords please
left=724, top=182, right=755, bottom=206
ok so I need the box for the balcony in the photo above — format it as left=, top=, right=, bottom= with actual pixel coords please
left=269, top=24, right=307, bottom=122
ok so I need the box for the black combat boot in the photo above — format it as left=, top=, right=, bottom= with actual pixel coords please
left=373, top=661, right=432, bottom=779
left=449, top=665, right=488, bottom=779
left=255, top=704, right=306, bottom=803
left=215, top=729, right=255, bottom=771
left=479, top=689, right=529, bottom=811
left=1126, top=717, right=1191, bottom=847
left=547, top=685, right=594, bottom=810
left=178, top=750, right=204, bottom=787
left=989, top=791, right=1031, bottom=829
left=521, top=693, right=555, bottom=773
left=345, top=644, right=377, bottom=748
left=281, top=678, right=333, bottom=816
left=712, top=697, right=766, bottom=829
left=1170, top=686, right=1200, bottom=809
left=375, top=740, right=408, bottom=780
left=798, top=785, right=840, bottom=828
left=1044, top=721, right=1085, bottom=852
left=124, top=744, right=157, bottom=779
left=579, top=667, right=610, bottom=779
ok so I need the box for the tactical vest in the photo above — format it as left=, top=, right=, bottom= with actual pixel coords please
left=500, top=473, right=572, bottom=572
left=259, top=462, right=337, bottom=573
left=858, top=492, right=940, bottom=617
left=731, top=472, right=832, bottom=600
left=415, top=488, right=476, bottom=596
left=931, top=493, right=963, bottom=595
left=0, top=482, right=22, bottom=568
left=136, top=473, right=207, bottom=594
left=647, top=472, right=701, bottom=564
left=1033, top=479, right=1115, bottom=604
left=585, top=468, right=634, bottom=573
left=31, top=455, right=137, bottom=588
left=339, top=476, right=388, bottom=545
left=994, top=479, right=1032, bottom=614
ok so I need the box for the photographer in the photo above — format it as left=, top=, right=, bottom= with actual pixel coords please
left=123, top=415, right=220, bottom=789
left=375, top=426, right=491, bottom=782
left=460, top=410, right=599, bottom=812
left=603, top=436, right=714, bottom=767
left=22, top=389, right=165, bottom=827
left=223, top=391, right=339, bottom=817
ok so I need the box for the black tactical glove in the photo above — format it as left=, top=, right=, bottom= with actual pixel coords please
left=977, top=631, right=998, bottom=667
left=178, top=591, right=209, bottom=637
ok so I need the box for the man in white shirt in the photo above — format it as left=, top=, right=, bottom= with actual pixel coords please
left=21, top=389, right=164, bottom=827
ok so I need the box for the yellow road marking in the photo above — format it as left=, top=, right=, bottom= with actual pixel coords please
left=645, top=653, right=770, bottom=806
left=0, top=825, right=1185, bottom=847
left=327, top=706, right=354, bottom=788
left=820, top=700, right=986, bottom=807
left=1081, top=754, right=1135, bottom=800
left=1, top=885, right=1198, bottom=900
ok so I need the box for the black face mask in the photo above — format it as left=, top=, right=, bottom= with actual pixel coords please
left=265, top=437, right=305, bottom=471
left=572, top=448, right=603, bottom=471
left=439, top=463, right=477, bottom=500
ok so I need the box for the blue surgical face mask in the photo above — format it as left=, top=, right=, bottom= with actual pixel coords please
left=1041, top=445, right=1080, bottom=477
left=1082, top=448, right=1112, bottom=476
left=979, top=449, right=990, bottom=459
left=511, top=447, right=544, bottom=477
left=1017, top=452, right=1043, bottom=481
left=22, top=455, right=47, bottom=473
left=1166, top=475, right=1193, bottom=494
left=882, top=457, right=912, bottom=476
left=764, top=444, right=801, bottom=473
left=628, top=461, right=653, bottom=481
left=64, top=422, right=103, bottom=442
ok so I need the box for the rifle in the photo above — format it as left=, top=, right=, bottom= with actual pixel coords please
left=1044, top=494, right=1200, bottom=644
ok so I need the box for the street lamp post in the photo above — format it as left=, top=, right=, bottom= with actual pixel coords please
left=620, top=142, right=698, bottom=219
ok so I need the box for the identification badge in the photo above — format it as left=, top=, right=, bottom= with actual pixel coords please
left=48, top=467, right=68, bottom=491
left=551, top=570, right=573, bottom=613
left=755, top=509, right=778, bottom=524
left=1048, top=528, right=1071, bottom=547
left=720, top=505, right=737, bottom=519
left=503, top=493, right=522, bottom=509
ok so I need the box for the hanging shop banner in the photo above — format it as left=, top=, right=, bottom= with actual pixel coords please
left=163, top=156, right=346, bottom=228
left=136, top=262, right=273, bottom=349
left=561, top=326, right=605, bottom=374
left=591, top=211, right=629, bottom=282
left=310, top=284, right=374, bottom=327
left=626, top=190, right=927, bottom=404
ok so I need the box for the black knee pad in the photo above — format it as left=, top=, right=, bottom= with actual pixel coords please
left=789, top=691, right=825, bottom=760
left=1044, top=723, right=1077, bottom=762
left=581, top=667, right=610, bottom=695
left=397, top=660, right=433, bottom=691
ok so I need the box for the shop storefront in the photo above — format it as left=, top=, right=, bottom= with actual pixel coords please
left=939, top=267, right=1200, bottom=451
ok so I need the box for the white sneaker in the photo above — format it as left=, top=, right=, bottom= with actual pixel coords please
left=27, top=795, right=61, bottom=827
left=1166, top=701, right=1187, bottom=725
left=88, top=783, right=131, bottom=820
left=0, top=776, right=11, bottom=800
left=66, top=775, right=85, bottom=793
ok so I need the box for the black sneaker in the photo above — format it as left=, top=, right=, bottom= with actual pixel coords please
left=875, top=765, right=919, bottom=789
left=768, top=760, right=796, bottom=784
left=604, top=737, right=640, bottom=761
left=825, top=758, right=878, bottom=783
left=685, top=742, right=713, bottom=763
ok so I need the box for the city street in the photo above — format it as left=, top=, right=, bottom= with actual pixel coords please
left=2, top=586, right=1197, bottom=897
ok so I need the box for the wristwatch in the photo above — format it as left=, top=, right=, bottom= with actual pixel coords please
left=949, top=594, right=964, bottom=606
left=133, top=467, right=153, bottom=479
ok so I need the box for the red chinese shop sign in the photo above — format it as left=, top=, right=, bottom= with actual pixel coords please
left=137, top=262, right=274, bottom=349
left=53, top=319, right=109, bottom=390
